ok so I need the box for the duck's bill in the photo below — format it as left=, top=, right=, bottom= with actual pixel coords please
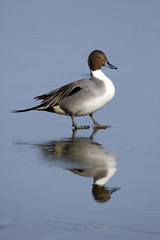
left=105, top=61, right=117, bottom=69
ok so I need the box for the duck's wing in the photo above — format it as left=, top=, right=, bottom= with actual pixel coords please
left=34, top=80, right=85, bottom=109
left=12, top=79, right=90, bottom=113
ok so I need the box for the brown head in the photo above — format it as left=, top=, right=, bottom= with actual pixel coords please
left=88, top=50, right=117, bottom=71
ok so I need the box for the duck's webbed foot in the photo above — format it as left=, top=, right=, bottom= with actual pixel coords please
left=93, top=123, right=111, bottom=129
left=89, top=114, right=111, bottom=129
left=73, top=125, right=90, bottom=130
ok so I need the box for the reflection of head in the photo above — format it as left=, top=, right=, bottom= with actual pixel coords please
left=92, top=185, right=120, bottom=203
left=92, top=185, right=111, bottom=203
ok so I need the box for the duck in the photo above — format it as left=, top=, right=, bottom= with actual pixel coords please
left=13, top=50, right=117, bottom=129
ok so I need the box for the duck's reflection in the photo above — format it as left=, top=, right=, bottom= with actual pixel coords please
left=37, top=129, right=120, bottom=203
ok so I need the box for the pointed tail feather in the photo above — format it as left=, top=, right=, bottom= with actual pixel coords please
left=11, top=106, right=41, bottom=113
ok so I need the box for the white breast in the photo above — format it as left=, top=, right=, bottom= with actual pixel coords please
left=91, top=69, right=115, bottom=107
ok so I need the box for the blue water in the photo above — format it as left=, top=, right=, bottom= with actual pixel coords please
left=0, top=0, right=160, bottom=239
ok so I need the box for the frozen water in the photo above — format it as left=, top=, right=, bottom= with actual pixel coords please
left=0, top=0, right=160, bottom=239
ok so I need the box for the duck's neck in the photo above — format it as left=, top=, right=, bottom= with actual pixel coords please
left=91, top=69, right=110, bottom=81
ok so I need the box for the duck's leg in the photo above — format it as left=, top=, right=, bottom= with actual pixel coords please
left=89, top=113, right=111, bottom=129
left=71, top=115, right=90, bottom=130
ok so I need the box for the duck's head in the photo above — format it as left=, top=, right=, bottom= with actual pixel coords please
left=88, top=50, right=117, bottom=71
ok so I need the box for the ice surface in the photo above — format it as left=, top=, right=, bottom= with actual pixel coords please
left=0, top=0, right=160, bottom=239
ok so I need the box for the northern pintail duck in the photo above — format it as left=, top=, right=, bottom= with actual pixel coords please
left=13, top=50, right=117, bottom=129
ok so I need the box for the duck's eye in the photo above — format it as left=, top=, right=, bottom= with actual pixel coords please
left=98, top=56, right=101, bottom=60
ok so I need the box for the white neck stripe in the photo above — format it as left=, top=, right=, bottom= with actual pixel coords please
left=91, top=69, right=110, bottom=81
